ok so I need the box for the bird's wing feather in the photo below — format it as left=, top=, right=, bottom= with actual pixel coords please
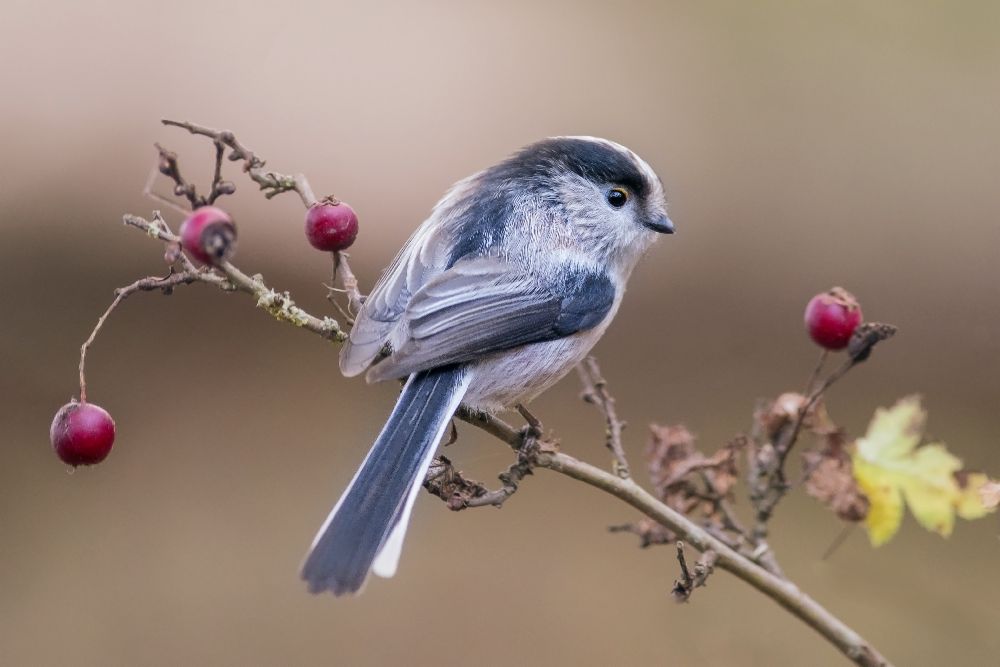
left=340, top=221, right=452, bottom=376
left=366, top=257, right=615, bottom=382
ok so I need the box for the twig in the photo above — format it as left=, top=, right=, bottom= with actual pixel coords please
left=609, top=518, right=675, bottom=547
left=122, top=214, right=347, bottom=342
left=158, top=119, right=362, bottom=323
left=161, top=118, right=316, bottom=206
left=696, top=467, right=784, bottom=577
left=751, top=324, right=897, bottom=540
left=423, top=436, right=539, bottom=510
left=446, top=405, right=888, bottom=663
left=577, top=357, right=630, bottom=478
left=699, top=470, right=748, bottom=538
left=804, top=349, right=829, bottom=395
left=538, top=445, right=889, bottom=666
left=206, top=140, right=236, bottom=204
left=672, top=542, right=717, bottom=602
left=780, top=324, right=896, bottom=475
left=154, top=143, right=200, bottom=208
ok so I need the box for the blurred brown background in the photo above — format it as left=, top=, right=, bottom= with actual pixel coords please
left=2, top=1, right=999, bottom=665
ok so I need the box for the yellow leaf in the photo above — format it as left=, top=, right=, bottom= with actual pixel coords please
left=853, top=457, right=904, bottom=546
left=850, top=396, right=995, bottom=546
left=898, top=443, right=962, bottom=537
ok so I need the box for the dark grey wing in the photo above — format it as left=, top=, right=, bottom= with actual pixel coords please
left=366, top=258, right=616, bottom=382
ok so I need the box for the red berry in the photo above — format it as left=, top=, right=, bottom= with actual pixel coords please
left=179, top=206, right=237, bottom=265
left=804, top=287, right=863, bottom=350
left=305, top=200, right=358, bottom=252
left=50, top=400, right=116, bottom=467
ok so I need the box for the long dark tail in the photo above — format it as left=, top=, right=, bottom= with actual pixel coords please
left=301, top=366, right=471, bottom=596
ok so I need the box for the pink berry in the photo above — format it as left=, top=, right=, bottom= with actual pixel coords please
left=179, top=206, right=237, bottom=265
left=305, top=200, right=359, bottom=252
left=50, top=400, right=116, bottom=467
left=804, top=287, right=863, bottom=350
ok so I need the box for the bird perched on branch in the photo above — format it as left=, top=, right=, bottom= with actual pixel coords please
left=302, top=137, right=674, bottom=595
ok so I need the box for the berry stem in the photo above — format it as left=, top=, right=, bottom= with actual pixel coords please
left=79, top=289, right=128, bottom=403
left=803, top=349, right=829, bottom=395
left=78, top=270, right=207, bottom=403
left=333, top=251, right=365, bottom=314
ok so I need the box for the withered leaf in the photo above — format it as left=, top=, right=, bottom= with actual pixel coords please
left=803, top=432, right=870, bottom=522
left=647, top=424, right=698, bottom=494
left=758, top=393, right=837, bottom=441
left=646, top=425, right=745, bottom=516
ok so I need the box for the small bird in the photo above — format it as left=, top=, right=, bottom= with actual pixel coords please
left=301, top=137, right=674, bottom=595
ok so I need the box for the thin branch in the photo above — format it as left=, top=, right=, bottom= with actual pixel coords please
left=206, top=140, right=236, bottom=205
left=672, top=542, right=717, bottom=602
left=804, top=349, right=829, bottom=395
left=699, top=470, right=748, bottom=538
left=158, top=119, right=362, bottom=325
left=781, top=324, right=897, bottom=474
left=161, top=118, right=316, bottom=206
left=696, top=467, right=784, bottom=577
left=609, top=518, right=675, bottom=547
left=424, top=438, right=537, bottom=511
left=751, top=324, right=897, bottom=540
left=539, top=447, right=889, bottom=666
left=154, top=142, right=201, bottom=208
left=449, top=408, right=889, bottom=663
left=122, top=214, right=347, bottom=342
left=577, top=356, right=630, bottom=478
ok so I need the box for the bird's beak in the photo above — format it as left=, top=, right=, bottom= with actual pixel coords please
left=643, top=214, right=675, bottom=234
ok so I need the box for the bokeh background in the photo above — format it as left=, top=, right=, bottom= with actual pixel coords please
left=2, top=1, right=999, bottom=665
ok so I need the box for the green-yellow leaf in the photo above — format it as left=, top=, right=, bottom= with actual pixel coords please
left=850, top=396, right=995, bottom=546
left=853, top=457, right=903, bottom=546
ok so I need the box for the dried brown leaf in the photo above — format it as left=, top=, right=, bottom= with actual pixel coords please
left=761, top=392, right=807, bottom=438
left=647, top=424, right=698, bottom=493
left=645, top=425, right=746, bottom=533
left=759, top=393, right=836, bottom=441
left=803, top=435, right=869, bottom=522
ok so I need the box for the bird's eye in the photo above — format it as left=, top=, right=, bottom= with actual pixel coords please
left=606, top=188, right=628, bottom=208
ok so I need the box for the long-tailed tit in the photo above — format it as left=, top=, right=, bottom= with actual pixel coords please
left=302, top=137, right=673, bottom=595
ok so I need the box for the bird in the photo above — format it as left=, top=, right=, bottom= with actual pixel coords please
left=301, top=136, right=674, bottom=595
